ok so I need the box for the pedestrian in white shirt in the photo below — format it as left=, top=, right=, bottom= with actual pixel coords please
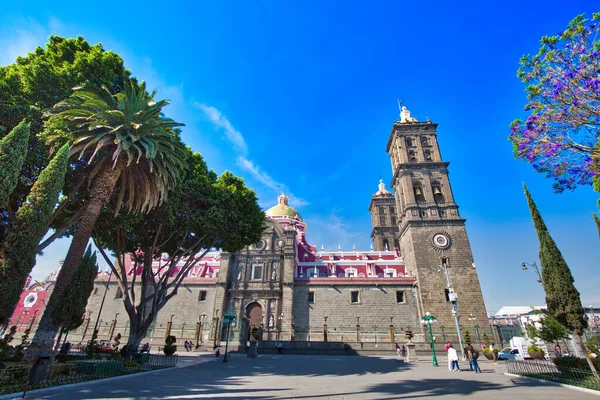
left=447, top=345, right=460, bottom=371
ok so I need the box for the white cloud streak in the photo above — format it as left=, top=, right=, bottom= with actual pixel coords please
left=237, top=157, right=309, bottom=208
left=0, top=17, right=57, bottom=66
left=196, top=103, right=307, bottom=208
left=304, top=210, right=367, bottom=252
left=195, top=103, right=248, bottom=155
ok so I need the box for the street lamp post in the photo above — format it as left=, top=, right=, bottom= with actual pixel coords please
left=438, top=261, right=465, bottom=359
left=522, top=262, right=543, bottom=287
left=278, top=314, right=285, bottom=341
left=421, top=312, right=439, bottom=367
left=222, top=310, right=237, bottom=363
left=197, top=313, right=206, bottom=346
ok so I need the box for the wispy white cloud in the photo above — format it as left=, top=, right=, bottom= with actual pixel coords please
left=237, top=157, right=309, bottom=208
left=0, top=17, right=62, bottom=66
left=304, top=209, right=367, bottom=252
left=196, top=103, right=307, bottom=208
left=194, top=102, right=248, bottom=155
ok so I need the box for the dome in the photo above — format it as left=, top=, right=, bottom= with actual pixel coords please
left=265, top=194, right=302, bottom=220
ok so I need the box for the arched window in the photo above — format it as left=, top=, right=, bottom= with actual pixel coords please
left=406, top=137, right=413, bottom=147
left=383, top=239, right=390, bottom=251
left=424, top=150, right=433, bottom=161
left=414, top=184, right=425, bottom=202
left=421, top=136, right=430, bottom=146
left=408, top=150, right=417, bottom=162
left=432, top=182, right=445, bottom=204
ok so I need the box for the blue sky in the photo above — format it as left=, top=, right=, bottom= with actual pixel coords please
left=1, top=1, right=598, bottom=315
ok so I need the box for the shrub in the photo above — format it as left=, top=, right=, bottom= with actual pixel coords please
left=49, top=364, right=76, bottom=379
left=123, top=360, right=140, bottom=368
left=164, top=335, right=177, bottom=355
left=528, top=345, right=544, bottom=353
left=483, top=333, right=490, bottom=347
left=553, top=356, right=600, bottom=371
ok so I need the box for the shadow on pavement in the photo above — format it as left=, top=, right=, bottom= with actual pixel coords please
left=26, top=355, right=560, bottom=400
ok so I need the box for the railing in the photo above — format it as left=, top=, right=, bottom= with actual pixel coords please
left=0, top=354, right=178, bottom=396
left=506, top=359, right=600, bottom=391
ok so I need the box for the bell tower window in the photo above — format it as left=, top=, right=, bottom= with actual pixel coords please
left=425, top=150, right=433, bottom=161
left=406, top=137, right=413, bottom=147
left=421, top=136, right=430, bottom=146
left=408, top=150, right=417, bottom=163
left=432, top=183, right=445, bottom=204
left=414, top=184, right=425, bottom=202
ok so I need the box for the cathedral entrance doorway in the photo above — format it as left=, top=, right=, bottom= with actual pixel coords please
left=246, top=302, right=263, bottom=341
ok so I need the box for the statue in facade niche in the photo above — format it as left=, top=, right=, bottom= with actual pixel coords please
left=269, top=315, right=274, bottom=329
left=271, top=263, right=277, bottom=280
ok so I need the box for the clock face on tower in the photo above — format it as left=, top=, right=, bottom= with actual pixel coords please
left=432, top=233, right=451, bottom=251
left=254, top=240, right=265, bottom=250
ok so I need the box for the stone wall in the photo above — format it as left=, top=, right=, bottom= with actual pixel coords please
left=69, top=280, right=219, bottom=346
left=293, top=283, right=423, bottom=343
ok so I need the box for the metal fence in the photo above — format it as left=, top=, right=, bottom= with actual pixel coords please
left=0, top=354, right=178, bottom=396
left=506, top=359, right=600, bottom=391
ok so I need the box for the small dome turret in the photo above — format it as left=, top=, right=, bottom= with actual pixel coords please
left=265, top=193, right=302, bottom=220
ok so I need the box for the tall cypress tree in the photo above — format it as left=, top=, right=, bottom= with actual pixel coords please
left=52, top=245, right=98, bottom=331
left=523, top=183, right=598, bottom=377
left=0, top=142, right=71, bottom=325
left=594, top=213, right=600, bottom=238
left=0, top=120, right=30, bottom=207
left=51, top=245, right=98, bottom=349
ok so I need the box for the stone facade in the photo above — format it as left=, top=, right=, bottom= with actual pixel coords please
left=21, top=106, right=487, bottom=352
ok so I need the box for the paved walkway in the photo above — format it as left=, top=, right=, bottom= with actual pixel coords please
left=20, top=355, right=596, bottom=399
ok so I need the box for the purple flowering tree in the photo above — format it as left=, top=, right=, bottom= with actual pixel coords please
left=509, top=13, right=600, bottom=194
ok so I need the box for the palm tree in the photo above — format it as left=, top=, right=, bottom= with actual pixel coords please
left=28, top=80, right=185, bottom=356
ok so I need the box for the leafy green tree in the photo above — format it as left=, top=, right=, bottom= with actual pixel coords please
left=30, top=81, right=186, bottom=356
left=524, top=183, right=598, bottom=377
left=51, top=245, right=98, bottom=349
left=0, top=35, right=129, bottom=249
left=0, top=142, right=70, bottom=324
left=0, top=120, right=30, bottom=207
left=537, top=314, right=571, bottom=345
left=594, top=213, right=600, bottom=238
left=92, top=149, right=265, bottom=353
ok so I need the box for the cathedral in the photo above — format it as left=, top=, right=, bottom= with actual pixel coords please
left=15, top=106, right=488, bottom=351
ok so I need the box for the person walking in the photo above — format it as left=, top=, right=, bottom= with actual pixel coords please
left=490, top=343, right=497, bottom=364
left=277, top=342, right=283, bottom=354
left=467, top=344, right=481, bottom=373
left=448, top=345, right=460, bottom=371
left=445, top=341, right=453, bottom=371
left=396, top=343, right=401, bottom=358
left=471, top=348, right=482, bottom=373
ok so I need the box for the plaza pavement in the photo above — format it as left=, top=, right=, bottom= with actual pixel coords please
left=15, top=353, right=597, bottom=399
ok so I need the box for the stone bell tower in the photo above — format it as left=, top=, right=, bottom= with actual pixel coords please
left=386, top=105, right=488, bottom=342
left=369, top=180, right=399, bottom=251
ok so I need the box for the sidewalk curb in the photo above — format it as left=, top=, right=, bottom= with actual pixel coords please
left=0, top=368, right=168, bottom=400
left=504, top=372, right=600, bottom=397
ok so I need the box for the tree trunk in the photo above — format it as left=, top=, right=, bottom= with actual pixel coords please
left=54, top=327, right=65, bottom=351
left=26, top=159, right=126, bottom=361
left=577, top=334, right=599, bottom=380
